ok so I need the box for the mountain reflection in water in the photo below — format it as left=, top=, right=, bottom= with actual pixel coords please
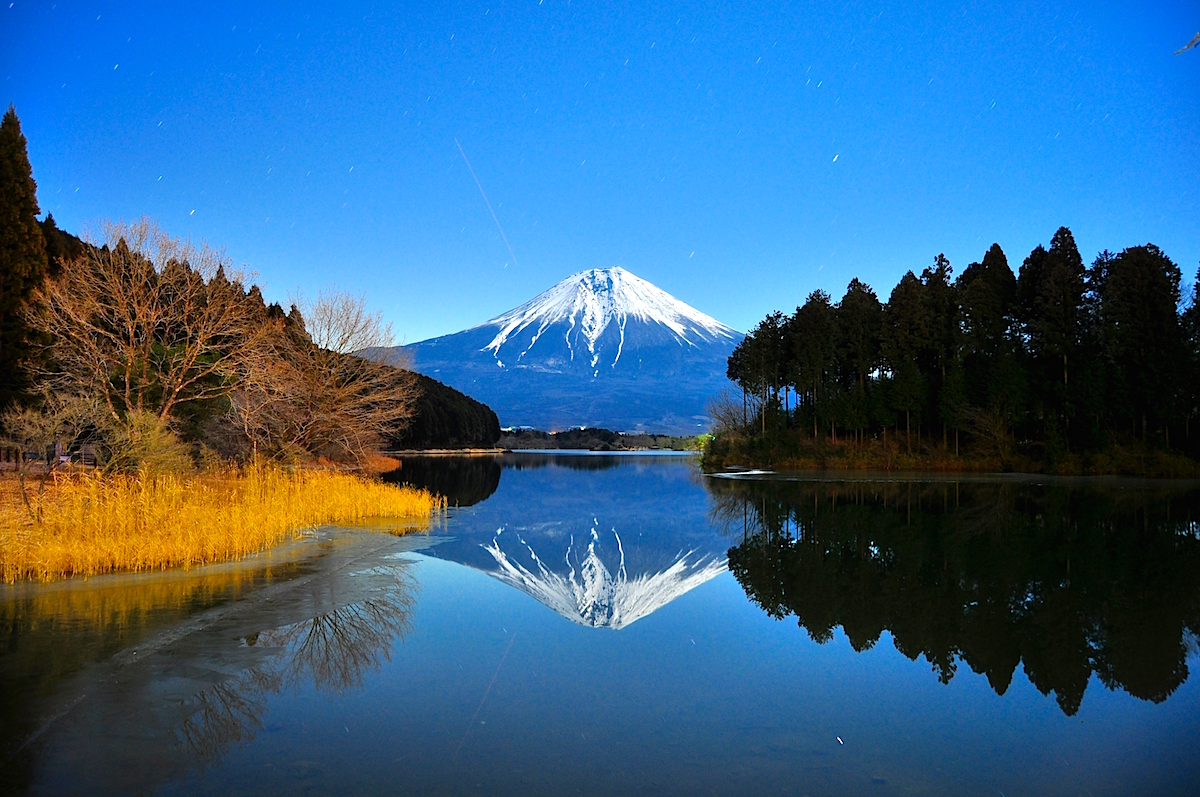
left=397, top=452, right=725, bottom=630
left=481, top=523, right=725, bottom=629
left=707, top=474, right=1200, bottom=715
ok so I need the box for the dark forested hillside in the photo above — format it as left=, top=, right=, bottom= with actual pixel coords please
left=714, top=228, right=1200, bottom=474
left=388, top=373, right=501, bottom=450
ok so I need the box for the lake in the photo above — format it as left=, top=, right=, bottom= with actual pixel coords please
left=3, top=454, right=1199, bottom=795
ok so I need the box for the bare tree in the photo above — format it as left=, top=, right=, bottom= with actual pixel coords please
left=706, top=388, right=753, bottom=437
left=0, top=391, right=102, bottom=515
left=25, top=219, right=415, bottom=467
left=29, top=219, right=270, bottom=424
left=230, top=291, right=418, bottom=464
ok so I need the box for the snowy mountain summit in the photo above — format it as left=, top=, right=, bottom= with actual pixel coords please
left=482, top=267, right=737, bottom=375
left=392, top=266, right=743, bottom=433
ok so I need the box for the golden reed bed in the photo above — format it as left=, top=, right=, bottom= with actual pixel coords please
left=0, top=466, right=443, bottom=583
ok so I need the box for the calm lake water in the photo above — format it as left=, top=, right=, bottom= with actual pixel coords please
left=3, top=454, right=1200, bottom=795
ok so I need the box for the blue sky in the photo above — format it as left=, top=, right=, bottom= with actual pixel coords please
left=3, top=1, right=1198, bottom=341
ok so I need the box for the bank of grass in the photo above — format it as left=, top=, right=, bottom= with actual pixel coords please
left=0, top=465, right=443, bottom=583
left=702, top=430, right=1200, bottom=478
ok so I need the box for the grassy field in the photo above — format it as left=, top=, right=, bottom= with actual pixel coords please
left=0, top=465, right=442, bottom=583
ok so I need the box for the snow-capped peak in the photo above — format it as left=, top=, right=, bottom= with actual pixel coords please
left=480, top=267, right=736, bottom=367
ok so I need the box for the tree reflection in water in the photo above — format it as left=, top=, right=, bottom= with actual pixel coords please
left=707, top=476, right=1200, bottom=715
left=175, top=564, right=417, bottom=764
left=382, top=456, right=501, bottom=506
left=381, top=452, right=639, bottom=508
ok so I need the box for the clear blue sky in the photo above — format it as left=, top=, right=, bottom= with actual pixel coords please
left=4, top=1, right=1198, bottom=341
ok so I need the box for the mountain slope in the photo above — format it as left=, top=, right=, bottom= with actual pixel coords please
left=387, top=267, right=742, bottom=433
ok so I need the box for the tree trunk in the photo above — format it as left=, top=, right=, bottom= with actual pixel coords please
left=761, top=381, right=767, bottom=436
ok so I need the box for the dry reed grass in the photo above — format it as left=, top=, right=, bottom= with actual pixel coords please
left=0, top=466, right=443, bottom=583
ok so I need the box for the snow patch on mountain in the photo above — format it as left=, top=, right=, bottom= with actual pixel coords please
left=480, top=267, right=736, bottom=368
left=480, top=524, right=727, bottom=629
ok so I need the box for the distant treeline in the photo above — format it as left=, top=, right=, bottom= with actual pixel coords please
left=500, top=427, right=702, bottom=451
left=722, top=228, right=1200, bottom=469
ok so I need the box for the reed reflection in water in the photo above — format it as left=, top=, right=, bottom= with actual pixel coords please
left=0, top=530, right=423, bottom=795
left=707, top=475, right=1200, bottom=715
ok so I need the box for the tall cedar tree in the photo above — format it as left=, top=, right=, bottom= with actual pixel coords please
left=0, top=106, right=48, bottom=410
left=883, top=271, right=928, bottom=448
left=1100, top=245, right=1184, bottom=441
left=834, top=279, right=883, bottom=441
left=789, top=291, right=837, bottom=437
left=1017, top=227, right=1085, bottom=442
left=1185, top=267, right=1200, bottom=451
left=835, top=278, right=883, bottom=389
left=957, top=243, right=1024, bottom=425
left=920, top=254, right=959, bottom=446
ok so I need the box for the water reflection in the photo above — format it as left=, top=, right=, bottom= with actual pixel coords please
left=707, top=474, right=1200, bottom=715
left=380, top=451, right=644, bottom=509
left=177, top=570, right=416, bottom=765
left=497, top=452, right=627, bottom=471
left=421, top=452, right=726, bottom=629
left=481, top=522, right=725, bottom=629
left=0, top=531, right=425, bottom=795
left=382, top=455, right=501, bottom=506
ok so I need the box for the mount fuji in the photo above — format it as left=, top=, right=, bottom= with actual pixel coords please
left=388, top=267, right=742, bottom=433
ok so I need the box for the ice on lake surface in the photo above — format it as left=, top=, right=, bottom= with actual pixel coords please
left=3, top=453, right=1200, bottom=795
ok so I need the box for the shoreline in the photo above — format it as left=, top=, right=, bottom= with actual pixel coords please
left=705, top=466, right=1200, bottom=488
left=701, top=435, right=1200, bottom=480
left=384, top=448, right=508, bottom=457
left=386, top=447, right=701, bottom=456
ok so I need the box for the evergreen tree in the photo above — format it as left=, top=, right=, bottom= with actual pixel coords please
left=39, top=214, right=82, bottom=276
left=882, top=272, right=928, bottom=450
left=835, top=278, right=882, bottom=389
left=721, top=230, right=1198, bottom=469
left=834, top=279, right=883, bottom=441
left=788, top=291, right=837, bottom=437
left=957, top=244, right=1025, bottom=444
left=920, top=254, right=959, bottom=447
left=1099, top=245, right=1184, bottom=442
left=959, top=245, right=1016, bottom=359
left=0, top=106, right=48, bottom=410
left=1017, top=227, right=1086, bottom=445
left=1183, top=267, right=1200, bottom=453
